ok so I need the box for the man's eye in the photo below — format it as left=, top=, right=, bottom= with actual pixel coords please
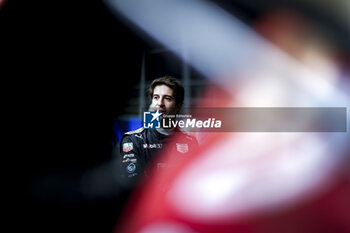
left=153, top=96, right=159, bottom=100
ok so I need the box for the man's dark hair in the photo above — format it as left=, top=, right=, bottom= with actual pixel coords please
left=148, top=76, right=184, bottom=106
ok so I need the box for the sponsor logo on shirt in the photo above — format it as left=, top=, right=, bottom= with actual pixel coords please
left=123, top=153, right=135, bottom=159
left=143, top=144, right=162, bottom=149
left=127, top=173, right=137, bottom=178
left=157, top=162, right=167, bottom=170
left=176, top=143, right=189, bottom=153
left=126, top=163, right=136, bottom=173
left=123, top=142, right=133, bottom=152
left=122, top=158, right=137, bottom=163
left=135, top=134, right=143, bottom=139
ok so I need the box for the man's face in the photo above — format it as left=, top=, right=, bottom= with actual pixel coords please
left=151, top=84, right=180, bottom=115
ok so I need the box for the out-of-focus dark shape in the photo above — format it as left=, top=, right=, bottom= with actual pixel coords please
left=5, top=1, right=144, bottom=233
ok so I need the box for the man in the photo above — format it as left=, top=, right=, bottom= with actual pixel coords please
left=119, top=76, right=198, bottom=185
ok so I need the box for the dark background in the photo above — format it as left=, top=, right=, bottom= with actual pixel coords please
left=2, top=1, right=145, bottom=232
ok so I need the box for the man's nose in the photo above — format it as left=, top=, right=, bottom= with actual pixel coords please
left=157, top=97, right=165, bottom=106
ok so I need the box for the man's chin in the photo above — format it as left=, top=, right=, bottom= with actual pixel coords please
left=149, top=106, right=175, bottom=115
left=150, top=108, right=166, bottom=114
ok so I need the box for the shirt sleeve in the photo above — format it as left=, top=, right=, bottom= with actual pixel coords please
left=118, top=135, right=144, bottom=187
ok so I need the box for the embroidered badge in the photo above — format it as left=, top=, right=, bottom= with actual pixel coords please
left=123, top=142, right=133, bottom=152
left=176, top=143, right=189, bottom=154
left=126, top=163, right=136, bottom=173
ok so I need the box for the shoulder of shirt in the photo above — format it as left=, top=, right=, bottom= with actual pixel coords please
left=176, top=129, right=197, bottom=142
left=124, top=127, right=145, bottom=135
